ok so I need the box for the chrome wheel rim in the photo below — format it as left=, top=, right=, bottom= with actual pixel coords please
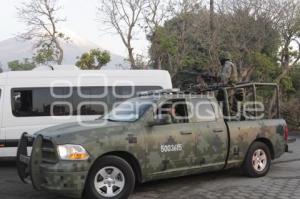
left=252, top=149, right=267, bottom=172
left=94, top=166, right=125, bottom=198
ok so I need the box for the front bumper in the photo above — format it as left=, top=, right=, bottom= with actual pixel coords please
left=40, top=169, right=87, bottom=198
left=16, top=133, right=90, bottom=198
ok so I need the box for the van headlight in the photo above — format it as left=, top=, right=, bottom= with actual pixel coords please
left=57, top=145, right=89, bottom=160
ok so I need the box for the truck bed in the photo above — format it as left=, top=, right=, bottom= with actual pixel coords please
left=225, top=119, right=287, bottom=169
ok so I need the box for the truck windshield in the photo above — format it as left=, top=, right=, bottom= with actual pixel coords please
left=104, top=98, right=155, bottom=122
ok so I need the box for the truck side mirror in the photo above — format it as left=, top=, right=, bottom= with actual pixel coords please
left=148, top=115, right=172, bottom=127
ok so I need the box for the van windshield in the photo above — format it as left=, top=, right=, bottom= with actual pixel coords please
left=104, top=98, right=155, bottom=122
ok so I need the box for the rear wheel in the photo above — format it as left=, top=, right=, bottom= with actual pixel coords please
left=242, top=142, right=271, bottom=177
left=84, top=156, right=135, bottom=199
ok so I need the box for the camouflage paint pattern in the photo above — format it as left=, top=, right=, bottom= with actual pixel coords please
left=225, top=119, right=286, bottom=169
left=27, top=95, right=287, bottom=198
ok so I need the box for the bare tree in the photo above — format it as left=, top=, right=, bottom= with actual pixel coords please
left=99, top=0, right=145, bottom=69
left=17, top=0, right=68, bottom=65
left=167, top=0, right=203, bottom=15
left=143, top=0, right=169, bottom=33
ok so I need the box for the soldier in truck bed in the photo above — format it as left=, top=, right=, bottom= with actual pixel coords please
left=219, top=52, right=238, bottom=85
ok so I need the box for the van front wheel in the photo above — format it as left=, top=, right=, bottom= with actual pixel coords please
left=243, top=142, right=271, bottom=177
left=85, top=156, right=135, bottom=199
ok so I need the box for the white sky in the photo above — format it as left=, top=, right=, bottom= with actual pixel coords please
left=0, top=0, right=149, bottom=57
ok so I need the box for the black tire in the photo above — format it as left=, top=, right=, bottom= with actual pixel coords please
left=242, top=142, right=271, bottom=177
left=84, top=155, right=135, bottom=199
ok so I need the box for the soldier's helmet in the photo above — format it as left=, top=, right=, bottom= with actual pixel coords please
left=219, top=51, right=232, bottom=61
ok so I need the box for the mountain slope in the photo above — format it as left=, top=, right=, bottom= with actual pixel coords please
left=0, top=32, right=129, bottom=71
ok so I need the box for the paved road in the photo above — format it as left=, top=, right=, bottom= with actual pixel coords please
left=1, top=134, right=299, bottom=199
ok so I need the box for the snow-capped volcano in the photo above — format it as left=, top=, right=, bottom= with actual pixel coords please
left=0, top=30, right=130, bottom=71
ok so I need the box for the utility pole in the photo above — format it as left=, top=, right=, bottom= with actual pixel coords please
left=209, top=0, right=218, bottom=74
left=210, top=0, right=215, bottom=36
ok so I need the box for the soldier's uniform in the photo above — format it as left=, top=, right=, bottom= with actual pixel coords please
left=221, top=60, right=238, bottom=84
left=219, top=52, right=238, bottom=85
left=219, top=52, right=239, bottom=120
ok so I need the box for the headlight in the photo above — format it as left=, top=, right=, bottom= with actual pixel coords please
left=57, top=145, right=89, bottom=160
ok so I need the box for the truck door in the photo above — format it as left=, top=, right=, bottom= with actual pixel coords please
left=145, top=99, right=197, bottom=177
left=190, top=98, right=228, bottom=171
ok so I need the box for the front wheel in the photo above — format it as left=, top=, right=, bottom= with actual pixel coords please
left=84, top=156, right=135, bottom=199
left=242, top=142, right=271, bottom=177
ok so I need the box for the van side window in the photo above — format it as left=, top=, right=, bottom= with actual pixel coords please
left=191, top=99, right=217, bottom=122
left=12, top=88, right=71, bottom=117
left=75, top=87, right=108, bottom=115
left=11, top=86, right=163, bottom=117
left=12, top=90, right=33, bottom=116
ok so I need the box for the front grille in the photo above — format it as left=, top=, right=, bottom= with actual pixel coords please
left=41, top=139, right=58, bottom=164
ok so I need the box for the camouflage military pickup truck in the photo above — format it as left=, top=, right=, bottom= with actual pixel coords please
left=17, top=88, right=289, bottom=199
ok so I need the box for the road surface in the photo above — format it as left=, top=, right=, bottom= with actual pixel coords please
left=0, top=133, right=299, bottom=199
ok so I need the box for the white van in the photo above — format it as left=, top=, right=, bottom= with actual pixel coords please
left=0, top=70, right=172, bottom=157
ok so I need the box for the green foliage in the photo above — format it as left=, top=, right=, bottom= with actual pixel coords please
left=281, top=76, right=296, bottom=93
left=289, top=67, right=300, bottom=96
left=76, top=49, right=111, bottom=70
left=33, top=46, right=57, bottom=64
left=250, top=52, right=280, bottom=82
left=8, top=59, right=36, bottom=71
left=149, top=12, right=211, bottom=74
left=150, top=9, right=281, bottom=76
left=147, top=1, right=300, bottom=127
left=152, top=26, right=178, bottom=56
